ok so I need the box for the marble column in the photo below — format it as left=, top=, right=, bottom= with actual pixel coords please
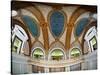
left=44, top=67, right=49, bottom=73
left=65, top=66, right=70, bottom=72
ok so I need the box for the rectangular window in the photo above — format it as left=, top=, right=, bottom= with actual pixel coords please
left=12, top=36, right=22, bottom=53
left=89, top=36, right=97, bottom=51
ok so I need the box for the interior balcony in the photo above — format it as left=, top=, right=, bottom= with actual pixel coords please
left=11, top=50, right=97, bottom=74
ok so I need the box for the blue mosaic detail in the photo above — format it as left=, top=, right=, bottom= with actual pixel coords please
left=22, top=15, right=39, bottom=37
left=75, top=18, right=89, bottom=37
left=50, top=11, right=65, bottom=37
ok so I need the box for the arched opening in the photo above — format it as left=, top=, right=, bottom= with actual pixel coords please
left=69, top=48, right=81, bottom=71
left=12, top=25, right=29, bottom=54
left=49, top=49, right=66, bottom=72
left=84, top=26, right=97, bottom=52
left=83, top=25, right=97, bottom=70
left=32, top=48, right=45, bottom=60
left=50, top=48, right=65, bottom=61
left=70, top=48, right=81, bottom=58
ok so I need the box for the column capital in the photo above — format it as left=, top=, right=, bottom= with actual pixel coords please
left=40, top=22, right=48, bottom=28
left=67, top=23, right=74, bottom=27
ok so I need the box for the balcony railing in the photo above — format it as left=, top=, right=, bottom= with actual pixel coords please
left=28, top=57, right=84, bottom=67
left=12, top=50, right=97, bottom=68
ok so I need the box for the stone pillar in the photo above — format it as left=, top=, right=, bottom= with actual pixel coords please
left=65, top=66, right=70, bottom=72
left=28, top=64, right=32, bottom=73
left=41, top=22, right=49, bottom=54
left=65, top=24, right=73, bottom=50
left=81, top=61, right=88, bottom=70
left=88, top=60, right=97, bottom=70
left=44, top=67, right=49, bottom=73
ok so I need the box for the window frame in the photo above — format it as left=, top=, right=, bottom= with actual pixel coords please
left=70, top=48, right=81, bottom=58
left=50, top=49, right=64, bottom=60
left=32, top=48, right=44, bottom=60
left=89, top=36, right=97, bottom=51
left=12, top=35, right=23, bottom=54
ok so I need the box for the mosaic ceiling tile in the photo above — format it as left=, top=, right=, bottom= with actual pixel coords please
left=50, top=11, right=65, bottom=38
left=22, top=15, right=39, bottom=38
left=75, top=18, right=89, bottom=37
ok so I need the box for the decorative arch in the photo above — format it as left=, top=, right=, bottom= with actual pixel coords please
left=69, top=47, right=81, bottom=59
left=25, top=6, right=45, bottom=23
left=12, top=1, right=45, bottom=23
left=12, top=19, right=31, bottom=56
left=32, top=47, right=45, bottom=60
left=69, top=6, right=97, bottom=25
left=49, top=41, right=65, bottom=52
left=31, top=40, right=46, bottom=55
left=48, top=48, right=66, bottom=60
left=12, top=1, right=49, bottom=51
left=25, top=6, right=49, bottom=51
left=65, top=6, right=97, bottom=50
left=82, top=21, right=97, bottom=54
